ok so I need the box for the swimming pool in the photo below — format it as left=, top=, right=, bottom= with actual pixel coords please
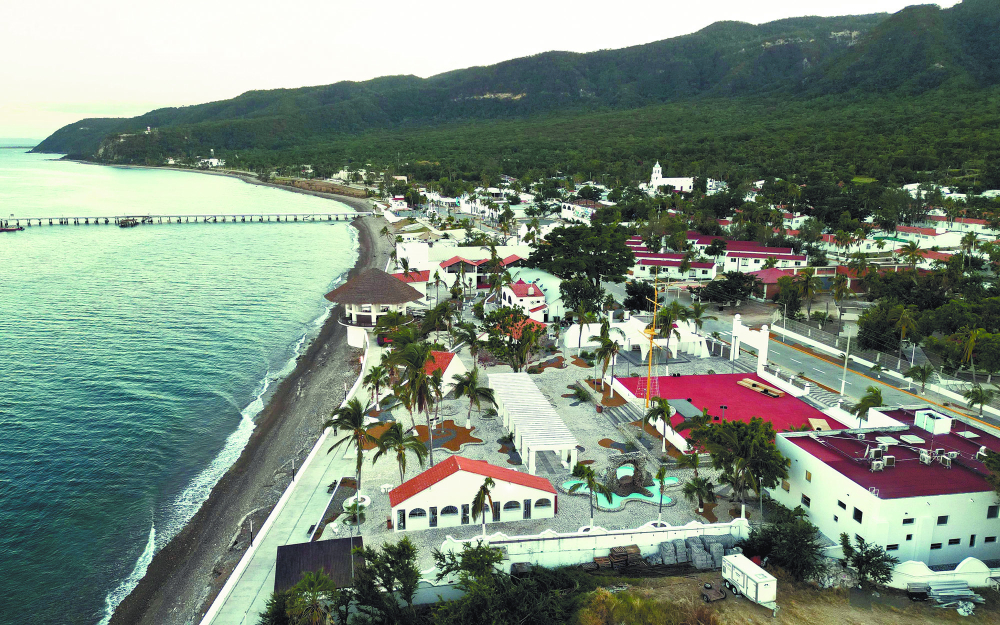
left=563, top=467, right=679, bottom=509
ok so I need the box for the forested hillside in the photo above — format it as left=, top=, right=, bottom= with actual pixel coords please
left=32, top=0, right=1000, bottom=185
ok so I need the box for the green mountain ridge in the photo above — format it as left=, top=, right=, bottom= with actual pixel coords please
left=31, top=0, right=1000, bottom=181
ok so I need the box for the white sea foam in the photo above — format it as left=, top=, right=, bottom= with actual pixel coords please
left=98, top=522, right=155, bottom=625
left=97, top=221, right=361, bottom=623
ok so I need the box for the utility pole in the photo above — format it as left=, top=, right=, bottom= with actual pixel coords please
left=840, top=331, right=851, bottom=396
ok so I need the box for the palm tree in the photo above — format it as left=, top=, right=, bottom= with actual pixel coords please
left=420, top=301, right=454, bottom=339
left=471, top=476, right=496, bottom=537
left=900, top=240, right=923, bottom=269
left=852, top=386, right=883, bottom=422
left=569, top=465, right=613, bottom=528
left=373, top=310, right=410, bottom=337
left=373, top=421, right=428, bottom=483
left=831, top=274, right=852, bottom=323
left=433, top=270, right=443, bottom=306
left=795, top=267, right=821, bottom=318
left=590, top=318, right=625, bottom=389
left=453, top=322, right=483, bottom=364
left=675, top=452, right=700, bottom=479
left=682, top=476, right=717, bottom=513
left=890, top=305, right=918, bottom=365
left=397, top=342, right=433, bottom=431
left=324, top=398, right=377, bottom=499
left=687, top=301, right=718, bottom=334
left=963, top=327, right=987, bottom=383
left=964, top=384, right=996, bottom=417
left=905, top=363, right=935, bottom=394
left=286, top=570, right=338, bottom=625
left=575, top=303, right=595, bottom=356
left=363, top=364, right=390, bottom=412
left=654, top=465, right=670, bottom=523
left=673, top=407, right=712, bottom=447
left=453, top=367, right=496, bottom=429
left=428, top=370, right=445, bottom=464
left=961, top=232, right=979, bottom=270
left=645, top=398, right=673, bottom=435
left=655, top=300, right=688, bottom=374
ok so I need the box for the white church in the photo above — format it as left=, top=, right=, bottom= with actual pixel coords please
left=640, top=162, right=726, bottom=196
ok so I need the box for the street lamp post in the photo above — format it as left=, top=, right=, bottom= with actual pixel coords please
left=720, top=405, right=728, bottom=420
left=840, top=331, right=852, bottom=396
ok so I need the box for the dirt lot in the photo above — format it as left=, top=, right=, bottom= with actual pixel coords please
left=628, top=571, right=1000, bottom=624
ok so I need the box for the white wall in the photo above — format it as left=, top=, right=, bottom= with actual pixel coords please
left=773, top=433, right=1000, bottom=567
left=391, top=471, right=555, bottom=533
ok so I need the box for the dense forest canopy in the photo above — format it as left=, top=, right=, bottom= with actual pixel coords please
left=32, top=0, right=1000, bottom=189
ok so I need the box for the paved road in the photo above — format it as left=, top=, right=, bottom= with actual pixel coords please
left=603, top=282, right=999, bottom=431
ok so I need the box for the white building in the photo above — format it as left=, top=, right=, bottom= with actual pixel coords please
left=389, top=456, right=556, bottom=532
left=770, top=407, right=1000, bottom=567
left=501, top=279, right=548, bottom=322
left=640, top=162, right=726, bottom=196
left=424, top=350, right=467, bottom=398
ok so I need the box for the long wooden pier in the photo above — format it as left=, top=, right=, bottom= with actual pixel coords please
left=1, top=212, right=366, bottom=228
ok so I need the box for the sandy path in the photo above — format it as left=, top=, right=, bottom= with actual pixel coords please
left=109, top=213, right=392, bottom=625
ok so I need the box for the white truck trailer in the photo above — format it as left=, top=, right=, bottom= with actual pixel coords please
left=721, top=553, right=778, bottom=616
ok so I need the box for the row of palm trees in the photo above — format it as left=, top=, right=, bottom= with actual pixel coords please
left=325, top=313, right=498, bottom=501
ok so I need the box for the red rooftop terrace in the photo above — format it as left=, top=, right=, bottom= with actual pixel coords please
left=786, top=408, right=1000, bottom=499
left=615, top=373, right=849, bottom=434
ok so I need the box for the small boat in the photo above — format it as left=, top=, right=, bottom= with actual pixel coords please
left=1, top=226, right=24, bottom=232
left=119, top=218, right=139, bottom=228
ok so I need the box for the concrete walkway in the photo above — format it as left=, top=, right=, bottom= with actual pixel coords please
left=206, top=444, right=355, bottom=625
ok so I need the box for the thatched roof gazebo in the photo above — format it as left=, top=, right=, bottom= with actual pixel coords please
left=325, top=268, right=422, bottom=337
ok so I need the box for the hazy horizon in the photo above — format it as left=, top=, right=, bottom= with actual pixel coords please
left=2, top=0, right=961, bottom=139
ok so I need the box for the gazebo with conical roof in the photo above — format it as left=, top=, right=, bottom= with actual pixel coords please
left=325, top=268, right=422, bottom=330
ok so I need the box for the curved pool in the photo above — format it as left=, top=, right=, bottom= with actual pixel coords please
left=563, top=467, right=679, bottom=509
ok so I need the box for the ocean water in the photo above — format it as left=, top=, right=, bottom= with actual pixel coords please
left=0, top=149, right=359, bottom=624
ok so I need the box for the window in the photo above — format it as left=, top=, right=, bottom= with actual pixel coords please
left=931, top=543, right=942, bottom=550
left=503, top=501, right=521, bottom=511
left=794, top=261, right=802, bottom=267
left=441, top=506, right=459, bottom=516
left=805, top=471, right=812, bottom=482
left=838, top=500, right=846, bottom=510
left=523, top=499, right=532, bottom=520
left=535, top=498, right=552, bottom=509
left=409, top=508, right=427, bottom=518
left=853, top=508, right=863, bottom=523
left=753, top=259, right=760, bottom=264
left=906, top=534, right=913, bottom=541
left=903, top=518, right=914, bottom=525
left=801, top=494, right=811, bottom=508
left=886, top=544, right=899, bottom=551
left=937, top=515, right=949, bottom=526
left=986, top=537, right=997, bottom=544
left=781, top=479, right=790, bottom=492
left=988, top=505, right=999, bottom=519
left=971, top=535, right=977, bottom=547
left=461, top=504, right=470, bottom=525
left=948, top=538, right=961, bottom=546
left=834, top=515, right=839, bottom=522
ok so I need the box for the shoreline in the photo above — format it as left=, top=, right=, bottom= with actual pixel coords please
left=64, top=159, right=378, bottom=213
left=108, top=213, right=392, bottom=625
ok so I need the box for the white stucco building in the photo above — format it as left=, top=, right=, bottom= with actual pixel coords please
left=769, top=407, right=1000, bottom=567
left=389, top=456, right=557, bottom=532
left=501, top=279, right=548, bottom=322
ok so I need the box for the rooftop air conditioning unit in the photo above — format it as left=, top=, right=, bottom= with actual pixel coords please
left=947, top=451, right=959, bottom=460
left=919, top=451, right=932, bottom=465
left=934, top=448, right=945, bottom=457
left=871, top=460, right=885, bottom=472
left=883, top=455, right=896, bottom=467
left=877, top=443, right=889, bottom=452
left=940, top=456, right=952, bottom=469
left=856, top=433, right=866, bottom=440
left=977, top=446, right=988, bottom=460
left=871, top=448, right=883, bottom=460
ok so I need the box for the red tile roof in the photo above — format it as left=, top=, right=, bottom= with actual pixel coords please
left=638, top=258, right=715, bottom=269
left=391, top=269, right=431, bottom=284
left=528, top=304, right=548, bottom=313
left=508, top=279, right=543, bottom=298
left=786, top=409, right=1000, bottom=499
left=895, top=248, right=953, bottom=262
left=726, top=251, right=804, bottom=260
left=389, top=456, right=556, bottom=507
left=896, top=226, right=939, bottom=236
left=424, top=351, right=456, bottom=377
left=508, top=317, right=547, bottom=340
left=748, top=268, right=796, bottom=284
left=501, top=254, right=524, bottom=266
left=439, top=256, right=488, bottom=268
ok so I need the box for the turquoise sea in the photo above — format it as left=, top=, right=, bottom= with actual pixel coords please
left=0, top=149, right=359, bottom=624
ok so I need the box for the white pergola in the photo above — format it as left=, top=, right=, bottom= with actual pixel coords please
left=489, top=372, right=578, bottom=475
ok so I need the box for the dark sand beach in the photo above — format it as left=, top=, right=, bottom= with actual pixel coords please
left=109, top=208, right=392, bottom=625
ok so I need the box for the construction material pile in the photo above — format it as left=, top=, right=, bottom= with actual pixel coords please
left=927, top=581, right=984, bottom=615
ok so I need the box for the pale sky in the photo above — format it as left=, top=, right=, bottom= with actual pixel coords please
left=0, top=0, right=961, bottom=139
